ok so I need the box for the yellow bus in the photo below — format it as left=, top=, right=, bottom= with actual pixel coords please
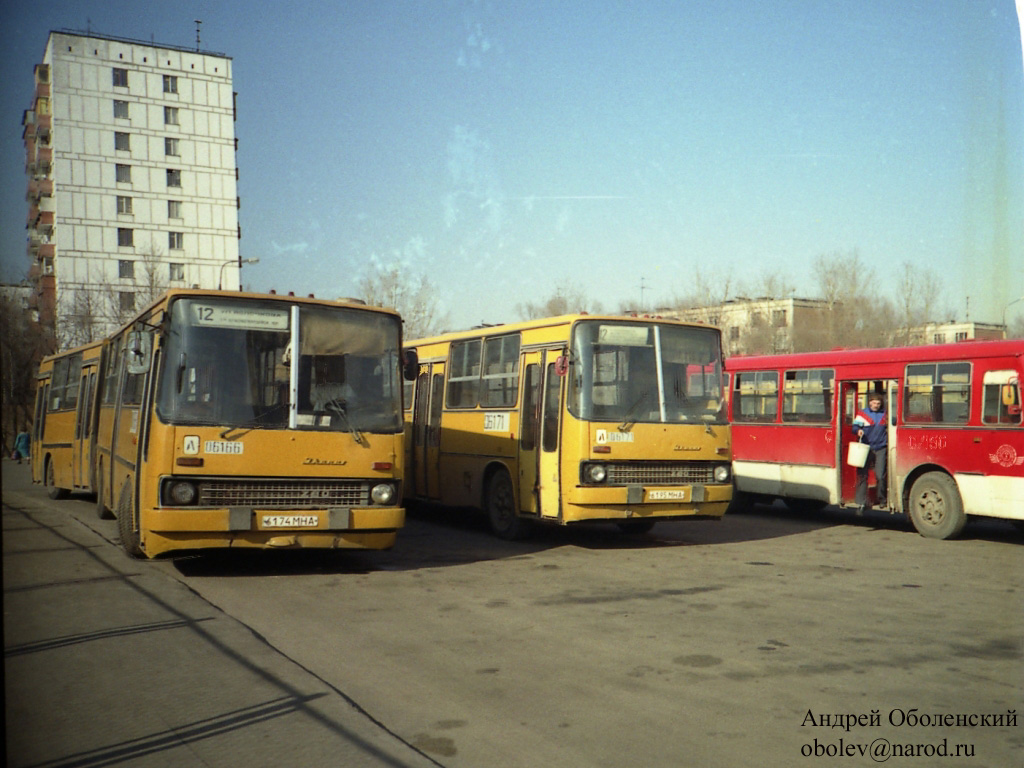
left=32, top=341, right=103, bottom=498
left=56, top=288, right=414, bottom=558
left=403, top=314, right=732, bottom=538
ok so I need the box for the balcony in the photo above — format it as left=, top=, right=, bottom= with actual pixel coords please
left=34, top=211, right=54, bottom=234
left=36, top=146, right=52, bottom=165
left=37, top=243, right=55, bottom=261
left=27, top=178, right=53, bottom=201
left=35, top=114, right=51, bottom=139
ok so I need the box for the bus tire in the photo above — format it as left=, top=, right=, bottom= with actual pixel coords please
left=95, top=470, right=114, bottom=520
left=45, top=459, right=69, bottom=500
left=116, top=484, right=145, bottom=558
left=486, top=469, right=528, bottom=540
left=908, top=472, right=966, bottom=540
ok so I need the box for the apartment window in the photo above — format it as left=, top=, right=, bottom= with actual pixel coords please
left=114, top=131, right=130, bottom=151
left=169, top=263, right=185, bottom=281
left=117, top=228, right=134, bottom=247
left=116, top=196, right=133, bottom=215
left=118, top=260, right=134, bottom=278
left=112, top=68, right=129, bottom=87
left=168, top=232, right=184, bottom=250
left=116, top=164, right=132, bottom=183
left=933, top=333, right=946, bottom=344
left=164, top=137, right=180, bottom=156
left=955, top=332, right=969, bottom=342
left=167, top=169, right=182, bottom=187
left=164, top=106, right=179, bottom=125
left=163, top=75, right=178, bottom=94
left=119, top=291, right=135, bottom=313
left=113, top=100, right=129, bottom=119
left=167, top=200, right=182, bottom=219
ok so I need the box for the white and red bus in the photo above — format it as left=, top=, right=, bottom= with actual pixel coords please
left=726, top=340, right=1023, bottom=538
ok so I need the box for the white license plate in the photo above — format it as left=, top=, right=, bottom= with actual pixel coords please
left=262, top=515, right=319, bottom=528
left=647, top=489, right=688, bottom=501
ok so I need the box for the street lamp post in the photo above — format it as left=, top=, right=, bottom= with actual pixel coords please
left=218, top=257, right=259, bottom=290
left=1003, top=296, right=1024, bottom=337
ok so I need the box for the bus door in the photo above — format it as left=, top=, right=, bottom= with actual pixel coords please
left=73, top=370, right=96, bottom=489
left=31, top=379, right=49, bottom=477
left=412, top=363, right=444, bottom=500
left=518, top=349, right=562, bottom=519
left=839, top=379, right=896, bottom=507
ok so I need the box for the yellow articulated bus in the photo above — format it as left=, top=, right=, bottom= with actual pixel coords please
left=403, top=314, right=732, bottom=538
left=32, top=340, right=103, bottom=498
left=37, top=288, right=416, bottom=558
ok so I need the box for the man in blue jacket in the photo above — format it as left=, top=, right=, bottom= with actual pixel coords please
left=852, top=391, right=887, bottom=509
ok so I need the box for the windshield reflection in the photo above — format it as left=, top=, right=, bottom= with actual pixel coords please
left=156, top=298, right=403, bottom=433
left=569, top=320, right=725, bottom=425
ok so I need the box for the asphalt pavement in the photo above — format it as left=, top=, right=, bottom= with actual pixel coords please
left=2, top=459, right=441, bottom=768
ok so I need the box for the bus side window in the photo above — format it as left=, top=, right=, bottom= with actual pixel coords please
left=982, top=375, right=1021, bottom=425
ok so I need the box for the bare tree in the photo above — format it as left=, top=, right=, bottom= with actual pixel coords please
left=57, top=244, right=172, bottom=347
left=889, top=262, right=949, bottom=345
left=808, top=249, right=890, bottom=349
left=358, top=267, right=448, bottom=340
left=517, top=283, right=603, bottom=320
left=1, top=291, right=48, bottom=450
left=674, top=268, right=735, bottom=309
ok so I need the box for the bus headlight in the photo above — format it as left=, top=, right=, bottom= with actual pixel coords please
left=714, top=464, right=731, bottom=483
left=370, top=483, right=396, bottom=505
left=583, top=464, right=608, bottom=484
left=166, top=480, right=198, bottom=505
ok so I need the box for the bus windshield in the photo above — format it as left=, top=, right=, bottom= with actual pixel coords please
left=157, top=297, right=403, bottom=433
left=569, top=320, right=725, bottom=425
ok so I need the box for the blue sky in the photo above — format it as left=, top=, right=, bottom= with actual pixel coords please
left=2, top=1, right=1023, bottom=330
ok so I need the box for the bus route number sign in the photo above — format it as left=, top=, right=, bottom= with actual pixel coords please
left=190, top=304, right=289, bottom=330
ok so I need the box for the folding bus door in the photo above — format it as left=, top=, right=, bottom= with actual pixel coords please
left=518, top=349, right=563, bottom=520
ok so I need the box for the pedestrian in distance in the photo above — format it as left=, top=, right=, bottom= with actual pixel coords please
left=13, top=429, right=31, bottom=464
left=852, top=391, right=887, bottom=511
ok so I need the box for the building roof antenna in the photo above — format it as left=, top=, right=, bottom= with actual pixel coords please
left=194, top=19, right=202, bottom=52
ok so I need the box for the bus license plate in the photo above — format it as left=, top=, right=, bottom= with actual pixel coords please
left=262, top=515, right=319, bottom=528
left=647, top=490, right=688, bottom=501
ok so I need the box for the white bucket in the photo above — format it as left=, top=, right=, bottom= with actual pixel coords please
left=847, top=441, right=870, bottom=467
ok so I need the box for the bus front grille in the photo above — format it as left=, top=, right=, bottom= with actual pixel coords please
left=605, top=462, right=717, bottom=485
left=198, top=480, right=369, bottom=508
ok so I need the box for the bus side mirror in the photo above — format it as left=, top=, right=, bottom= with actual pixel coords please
left=125, top=330, right=152, bottom=375
left=402, top=349, right=419, bottom=381
left=1002, top=384, right=1018, bottom=407
left=555, top=355, right=569, bottom=376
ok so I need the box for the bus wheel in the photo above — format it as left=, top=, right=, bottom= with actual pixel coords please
left=487, top=470, right=528, bottom=540
left=908, top=472, right=966, bottom=540
left=45, top=459, right=69, bottom=500
left=95, top=471, right=114, bottom=520
left=617, top=519, right=656, bottom=534
left=116, top=485, right=145, bottom=558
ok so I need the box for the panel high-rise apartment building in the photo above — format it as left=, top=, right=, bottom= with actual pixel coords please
left=23, top=30, right=242, bottom=348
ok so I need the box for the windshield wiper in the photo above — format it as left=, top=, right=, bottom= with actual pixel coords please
left=618, top=391, right=649, bottom=431
left=326, top=399, right=365, bottom=445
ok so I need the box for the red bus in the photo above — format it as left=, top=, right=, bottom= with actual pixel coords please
left=726, top=340, right=1023, bottom=538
